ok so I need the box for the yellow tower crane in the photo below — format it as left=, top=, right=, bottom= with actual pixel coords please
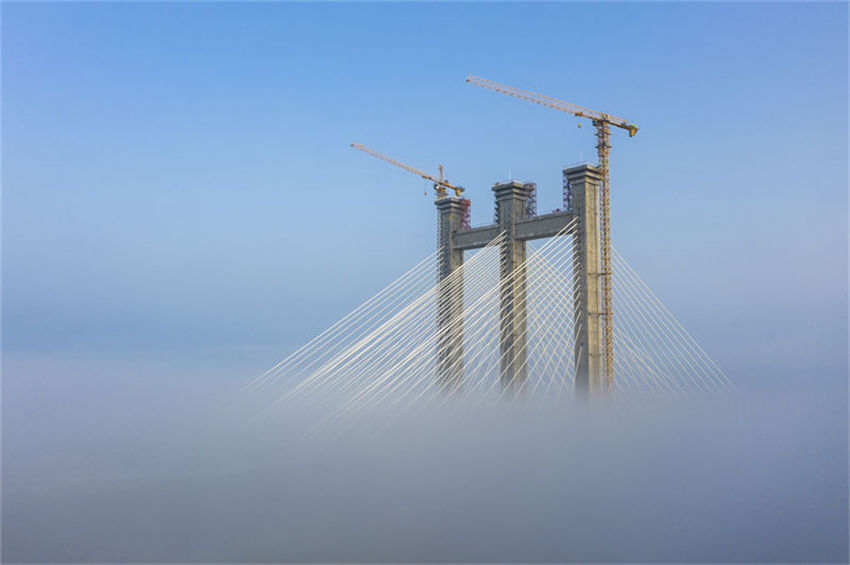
left=351, top=142, right=466, bottom=198
left=466, top=74, right=638, bottom=392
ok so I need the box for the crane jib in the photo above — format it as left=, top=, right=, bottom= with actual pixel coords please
left=466, top=74, right=638, bottom=137
left=351, top=142, right=465, bottom=197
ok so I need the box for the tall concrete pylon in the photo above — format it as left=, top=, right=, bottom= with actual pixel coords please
left=493, top=181, right=532, bottom=393
left=435, top=197, right=465, bottom=392
left=565, top=164, right=603, bottom=395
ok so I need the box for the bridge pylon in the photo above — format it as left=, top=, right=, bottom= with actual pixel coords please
left=435, top=163, right=603, bottom=397
left=565, top=164, right=603, bottom=395
left=493, top=181, right=532, bottom=393
left=436, top=197, right=465, bottom=392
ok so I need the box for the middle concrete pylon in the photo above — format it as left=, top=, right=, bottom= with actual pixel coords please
left=493, top=181, right=533, bottom=393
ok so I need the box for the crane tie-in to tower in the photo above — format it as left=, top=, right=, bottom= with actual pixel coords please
left=466, top=74, right=638, bottom=393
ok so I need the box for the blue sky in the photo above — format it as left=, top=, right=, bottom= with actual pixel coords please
left=3, top=2, right=847, bottom=391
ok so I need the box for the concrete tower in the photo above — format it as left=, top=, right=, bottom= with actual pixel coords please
left=435, top=196, right=465, bottom=392
left=493, top=181, right=532, bottom=393
left=565, top=164, right=603, bottom=394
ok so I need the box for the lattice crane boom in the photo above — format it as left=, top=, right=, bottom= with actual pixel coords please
left=466, top=74, right=638, bottom=393
left=351, top=142, right=465, bottom=198
left=465, top=75, right=638, bottom=137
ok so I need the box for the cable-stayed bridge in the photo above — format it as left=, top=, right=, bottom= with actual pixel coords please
left=242, top=163, right=732, bottom=427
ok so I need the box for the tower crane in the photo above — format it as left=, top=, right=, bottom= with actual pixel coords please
left=351, top=142, right=466, bottom=199
left=466, top=74, right=639, bottom=392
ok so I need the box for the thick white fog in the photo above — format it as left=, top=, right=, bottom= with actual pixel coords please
left=3, top=354, right=847, bottom=563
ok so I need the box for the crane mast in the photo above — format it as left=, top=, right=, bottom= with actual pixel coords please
left=595, top=121, right=613, bottom=391
left=466, top=74, right=638, bottom=392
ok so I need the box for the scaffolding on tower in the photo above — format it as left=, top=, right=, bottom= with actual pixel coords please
left=562, top=172, right=573, bottom=211
left=460, top=198, right=471, bottom=229
left=525, top=182, right=537, bottom=216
